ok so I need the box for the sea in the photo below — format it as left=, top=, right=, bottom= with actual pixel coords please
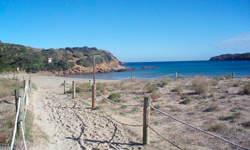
left=67, top=61, right=250, bottom=80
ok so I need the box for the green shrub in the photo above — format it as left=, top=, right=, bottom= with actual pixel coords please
left=219, top=113, right=240, bottom=122
left=108, top=93, right=125, bottom=103
left=179, top=97, right=191, bottom=104
left=144, top=83, right=158, bottom=93
left=108, top=93, right=121, bottom=100
left=203, top=105, right=219, bottom=112
left=112, top=99, right=126, bottom=103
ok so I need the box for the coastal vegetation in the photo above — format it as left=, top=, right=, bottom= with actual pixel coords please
left=74, top=76, right=250, bottom=149
left=0, top=41, right=120, bottom=73
left=0, top=78, right=34, bottom=148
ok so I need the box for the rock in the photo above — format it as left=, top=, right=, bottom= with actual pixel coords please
left=210, top=53, right=250, bottom=61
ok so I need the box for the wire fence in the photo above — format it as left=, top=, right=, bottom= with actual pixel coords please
left=148, top=125, right=183, bottom=150
left=20, top=121, right=27, bottom=150
left=10, top=97, right=21, bottom=150
left=10, top=78, right=31, bottom=150
left=96, top=98, right=143, bottom=127
left=63, top=76, right=250, bottom=150
left=97, top=91, right=143, bottom=107
left=150, top=105, right=250, bottom=150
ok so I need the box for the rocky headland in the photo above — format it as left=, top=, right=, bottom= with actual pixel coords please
left=209, top=53, right=250, bottom=61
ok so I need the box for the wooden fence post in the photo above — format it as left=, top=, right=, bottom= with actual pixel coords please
left=92, top=84, right=96, bottom=109
left=131, top=76, right=133, bottom=82
left=29, top=77, right=31, bottom=91
left=72, top=81, right=75, bottom=99
left=175, top=72, right=178, bottom=79
left=64, top=80, right=66, bottom=94
left=15, top=88, right=25, bottom=136
left=232, top=72, right=235, bottom=79
left=23, top=80, right=28, bottom=91
left=143, top=96, right=151, bottom=145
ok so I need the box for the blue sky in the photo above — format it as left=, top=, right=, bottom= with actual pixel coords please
left=1, top=0, right=249, bottom=62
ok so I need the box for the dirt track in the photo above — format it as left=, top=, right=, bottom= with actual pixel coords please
left=29, top=75, right=145, bottom=150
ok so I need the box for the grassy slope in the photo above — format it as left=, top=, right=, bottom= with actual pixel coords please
left=0, top=41, right=119, bottom=73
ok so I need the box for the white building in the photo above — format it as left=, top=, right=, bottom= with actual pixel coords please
left=48, top=58, right=52, bottom=63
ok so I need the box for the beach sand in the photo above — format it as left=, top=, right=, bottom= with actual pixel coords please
left=16, top=73, right=250, bottom=150
left=21, top=74, right=145, bottom=150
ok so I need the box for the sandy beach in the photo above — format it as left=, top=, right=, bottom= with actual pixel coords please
left=21, top=74, right=145, bottom=150
left=14, top=73, right=250, bottom=150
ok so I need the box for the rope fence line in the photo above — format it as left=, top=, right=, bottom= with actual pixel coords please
left=150, top=106, right=250, bottom=150
left=10, top=97, right=21, bottom=150
left=63, top=76, right=249, bottom=149
left=177, top=74, right=186, bottom=78
left=96, top=98, right=143, bottom=127
left=75, top=85, right=92, bottom=91
left=97, top=91, right=143, bottom=107
left=155, top=73, right=175, bottom=79
left=20, top=121, right=27, bottom=150
left=75, top=92, right=92, bottom=101
left=10, top=78, right=31, bottom=150
left=23, top=89, right=28, bottom=120
left=119, top=73, right=175, bottom=81
left=148, top=125, right=183, bottom=150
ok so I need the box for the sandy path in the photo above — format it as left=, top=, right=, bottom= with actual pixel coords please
left=27, top=75, right=145, bottom=150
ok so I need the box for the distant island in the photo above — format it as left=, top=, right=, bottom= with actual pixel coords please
left=209, top=53, right=250, bottom=61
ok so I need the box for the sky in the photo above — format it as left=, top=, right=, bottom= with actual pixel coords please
left=0, top=0, right=250, bottom=62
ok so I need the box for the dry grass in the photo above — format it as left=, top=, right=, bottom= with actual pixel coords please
left=76, top=82, right=91, bottom=92
left=239, top=82, right=250, bottom=95
left=88, top=76, right=250, bottom=149
left=172, top=85, right=183, bottom=94
left=150, top=91, right=161, bottom=102
left=0, top=78, right=23, bottom=146
left=179, top=96, right=191, bottom=104
left=157, top=77, right=171, bottom=87
left=219, top=113, right=241, bottom=122
left=210, top=78, right=219, bottom=86
left=225, top=74, right=232, bottom=79
left=191, top=76, right=209, bottom=95
left=207, top=123, right=227, bottom=133
left=203, top=104, right=220, bottom=112
left=0, top=77, right=36, bottom=149
left=0, top=78, right=23, bottom=98
left=143, top=82, right=158, bottom=93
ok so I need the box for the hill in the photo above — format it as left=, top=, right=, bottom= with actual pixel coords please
left=209, top=53, right=250, bottom=61
left=0, top=40, right=128, bottom=74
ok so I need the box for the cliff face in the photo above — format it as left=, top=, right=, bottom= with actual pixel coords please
left=0, top=41, right=129, bottom=74
left=209, top=53, right=250, bottom=61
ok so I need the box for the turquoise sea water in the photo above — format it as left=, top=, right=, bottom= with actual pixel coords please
left=67, top=61, right=250, bottom=80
